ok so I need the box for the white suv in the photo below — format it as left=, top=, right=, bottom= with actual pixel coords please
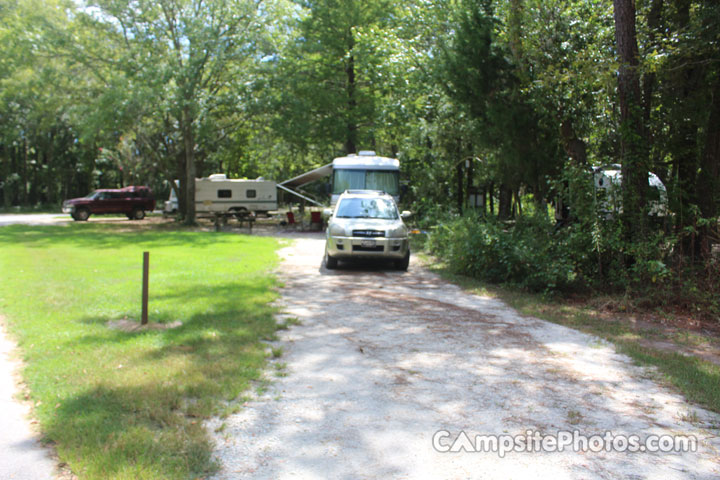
left=324, top=190, right=410, bottom=270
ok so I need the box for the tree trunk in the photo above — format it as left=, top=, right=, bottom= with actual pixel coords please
left=456, top=161, right=464, bottom=214
left=489, top=181, right=495, bottom=216
left=466, top=156, right=474, bottom=210
left=613, top=0, right=648, bottom=240
left=345, top=48, right=357, bottom=155
left=0, top=144, right=8, bottom=208
left=21, top=139, right=28, bottom=206
left=642, top=0, right=663, bottom=133
left=560, top=119, right=588, bottom=166
left=515, top=188, right=523, bottom=216
left=181, top=106, right=196, bottom=225
left=498, top=184, right=512, bottom=220
left=697, top=78, right=720, bottom=257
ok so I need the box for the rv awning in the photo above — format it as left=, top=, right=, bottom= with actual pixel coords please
left=276, top=184, right=325, bottom=207
left=279, top=163, right=333, bottom=188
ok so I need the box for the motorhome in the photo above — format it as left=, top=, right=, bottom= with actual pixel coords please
left=278, top=151, right=401, bottom=206
left=164, top=174, right=277, bottom=216
left=330, top=152, right=400, bottom=204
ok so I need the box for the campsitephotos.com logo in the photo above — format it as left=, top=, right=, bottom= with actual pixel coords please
left=432, top=430, right=698, bottom=457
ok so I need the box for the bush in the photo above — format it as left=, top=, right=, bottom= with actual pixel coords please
left=427, top=213, right=576, bottom=292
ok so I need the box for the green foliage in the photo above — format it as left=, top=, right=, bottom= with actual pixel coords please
left=427, top=213, right=576, bottom=292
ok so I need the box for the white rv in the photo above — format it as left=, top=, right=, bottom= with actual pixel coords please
left=593, top=165, right=668, bottom=217
left=330, top=151, right=400, bottom=205
left=278, top=151, right=401, bottom=206
left=164, top=174, right=277, bottom=216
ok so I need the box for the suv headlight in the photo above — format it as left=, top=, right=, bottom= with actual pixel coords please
left=328, top=224, right=346, bottom=237
left=387, top=225, right=407, bottom=238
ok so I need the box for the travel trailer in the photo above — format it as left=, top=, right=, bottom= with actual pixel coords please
left=164, top=174, right=277, bottom=216
left=593, top=165, right=668, bottom=218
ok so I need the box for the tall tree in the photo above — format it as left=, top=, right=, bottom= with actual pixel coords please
left=78, top=0, right=280, bottom=223
left=275, top=0, right=396, bottom=156
left=613, top=0, right=649, bottom=240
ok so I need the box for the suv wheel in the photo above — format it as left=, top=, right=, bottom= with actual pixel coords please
left=131, top=208, right=145, bottom=220
left=325, top=251, right=338, bottom=269
left=395, top=251, right=410, bottom=271
left=73, top=207, right=90, bottom=221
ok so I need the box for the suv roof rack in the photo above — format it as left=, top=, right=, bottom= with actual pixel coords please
left=343, top=189, right=387, bottom=195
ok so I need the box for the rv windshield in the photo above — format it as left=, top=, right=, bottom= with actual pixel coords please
left=332, top=169, right=399, bottom=196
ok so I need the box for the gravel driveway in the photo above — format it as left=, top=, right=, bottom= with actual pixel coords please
left=210, top=236, right=720, bottom=479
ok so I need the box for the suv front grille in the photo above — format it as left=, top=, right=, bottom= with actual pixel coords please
left=353, top=245, right=385, bottom=252
left=352, top=230, right=385, bottom=238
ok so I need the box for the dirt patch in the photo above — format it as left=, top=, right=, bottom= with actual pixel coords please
left=106, top=318, right=182, bottom=332
left=555, top=298, right=720, bottom=367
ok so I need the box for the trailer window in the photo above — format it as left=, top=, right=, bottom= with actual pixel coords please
left=246, top=189, right=257, bottom=198
left=218, top=189, right=232, bottom=198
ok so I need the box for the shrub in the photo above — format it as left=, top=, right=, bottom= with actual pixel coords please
left=427, top=213, right=576, bottom=292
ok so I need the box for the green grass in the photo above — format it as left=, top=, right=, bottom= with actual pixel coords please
left=419, top=253, right=720, bottom=414
left=0, top=224, right=281, bottom=479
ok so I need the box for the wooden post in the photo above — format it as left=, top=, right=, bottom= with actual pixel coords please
left=141, top=251, right=149, bottom=325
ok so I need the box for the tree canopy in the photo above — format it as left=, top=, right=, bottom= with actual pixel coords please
left=1, top=0, right=719, bottom=265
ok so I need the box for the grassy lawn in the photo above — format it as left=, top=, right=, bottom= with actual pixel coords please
left=418, top=253, right=720, bottom=415
left=0, top=223, right=282, bottom=479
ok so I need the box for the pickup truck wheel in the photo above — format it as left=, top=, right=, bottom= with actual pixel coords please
left=73, top=208, right=90, bottom=221
left=131, top=208, right=145, bottom=220
left=325, top=251, right=338, bottom=269
left=395, top=251, right=410, bottom=271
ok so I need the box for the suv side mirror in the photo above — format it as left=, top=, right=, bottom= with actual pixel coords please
left=401, top=211, right=412, bottom=219
left=322, top=208, right=333, bottom=218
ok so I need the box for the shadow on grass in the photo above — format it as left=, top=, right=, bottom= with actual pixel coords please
left=49, top=302, right=278, bottom=479
left=78, top=280, right=276, bottom=327
left=45, top=382, right=215, bottom=479
left=0, top=224, right=255, bottom=250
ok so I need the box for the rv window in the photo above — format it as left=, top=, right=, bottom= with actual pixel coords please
left=218, top=189, right=232, bottom=198
left=366, top=170, right=400, bottom=196
left=246, top=189, right=257, bottom=198
left=332, top=170, right=365, bottom=194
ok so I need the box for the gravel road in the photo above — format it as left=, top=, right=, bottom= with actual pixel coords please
left=0, top=214, right=67, bottom=226
left=209, top=236, right=720, bottom=479
left=0, top=321, right=56, bottom=480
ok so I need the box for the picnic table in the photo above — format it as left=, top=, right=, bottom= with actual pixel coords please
left=213, top=212, right=255, bottom=232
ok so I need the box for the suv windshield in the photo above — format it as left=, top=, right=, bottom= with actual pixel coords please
left=335, top=197, right=398, bottom=219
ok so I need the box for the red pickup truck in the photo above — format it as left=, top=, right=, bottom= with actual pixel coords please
left=62, top=186, right=156, bottom=221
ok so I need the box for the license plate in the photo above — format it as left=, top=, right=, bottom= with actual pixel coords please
left=361, top=239, right=376, bottom=248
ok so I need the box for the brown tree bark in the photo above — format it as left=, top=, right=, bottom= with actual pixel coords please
left=560, top=119, right=588, bottom=166
left=456, top=161, right=464, bottom=214
left=696, top=78, right=720, bottom=256
left=344, top=40, right=358, bottom=155
left=181, top=106, right=197, bottom=225
left=613, top=0, right=649, bottom=239
left=498, top=184, right=513, bottom=220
